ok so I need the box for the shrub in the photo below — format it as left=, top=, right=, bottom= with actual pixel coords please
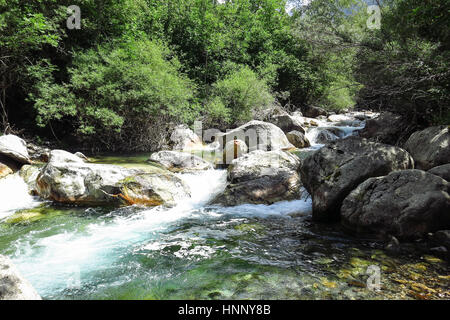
left=205, top=66, right=274, bottom=127
left=31, top=38, right=198, bottom=151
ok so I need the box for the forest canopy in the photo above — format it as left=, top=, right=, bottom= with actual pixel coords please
left=0, top=0, right=448, bottom=151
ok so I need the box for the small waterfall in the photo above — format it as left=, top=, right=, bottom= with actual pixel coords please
left=305, top=115, right=365, bottom=147
left=0, top=173, right=42, bottom=221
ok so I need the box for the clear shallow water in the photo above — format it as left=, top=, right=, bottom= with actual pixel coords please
left=0, top=121, right=448, bottom=300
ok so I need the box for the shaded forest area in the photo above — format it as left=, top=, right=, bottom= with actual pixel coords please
left=1, top=0, right=448, bottom=151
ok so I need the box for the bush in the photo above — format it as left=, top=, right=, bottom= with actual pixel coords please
left=31, top=38, right=198, bottom=151
left=205, top=66, right=274, bottom=127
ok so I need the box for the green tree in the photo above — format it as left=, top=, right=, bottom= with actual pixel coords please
left=355, top=0, right=450, bottom=125
left=205, top=65, right=274, bottom=127
left=31, top=38, right=198, bottom=151
left=0, top=0, right=63, bottom=132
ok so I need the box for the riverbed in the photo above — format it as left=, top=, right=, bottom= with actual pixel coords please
left=0, top=118, right=448, bottom=300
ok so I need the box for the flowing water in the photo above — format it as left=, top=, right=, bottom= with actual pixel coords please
left=0, top=117, right=448, bottom=300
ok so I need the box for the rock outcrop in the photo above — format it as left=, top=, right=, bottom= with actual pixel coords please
left=341, top=170, right=450, bottom=239
left=300, top=136, right=414, bottom=221
left=212, top=150, right=302, bottom=206
left=0, top=255, right=41, bottom=300
left=404, top=125, right=450, bottom=170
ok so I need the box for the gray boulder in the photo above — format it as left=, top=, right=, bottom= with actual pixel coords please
left=341, top=170, right=450, bottom=239
left=404, top=125, right=450, bottom=170
left=0, top=255, right=41, bottom=300
left=302, top=105, right=328, bottom=118
left=269, top=113, right=306, bottom=134
left=149, top=150, right=213, bottom=172
left=48, top=150, right=85, bottom=164
left=36, top=162, right=190, bottom=207
left=286, top=131, right=310, bottom=148
left=428, top=164, right=450, bottom=181
left=300, top=136, right=414, bottom=221
left=213, top=150, right=302, bottom=206
left=0, top=135, right=31, bottom=164
left=170, top=124, right=203, bottom=151
left=217, top=120, right=294, bottom=152
left=359, top=112, right=409, bottom=145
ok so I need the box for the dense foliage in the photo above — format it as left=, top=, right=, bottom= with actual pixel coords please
left=0, top=0, right=448, bottom=151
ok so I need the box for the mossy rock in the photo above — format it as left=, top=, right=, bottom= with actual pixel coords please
left=4, top=206, right=71, bottom=224
left=6, top=211, right=45, bottom=224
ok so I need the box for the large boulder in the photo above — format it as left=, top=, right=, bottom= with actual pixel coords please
left=359, top=112, right=409, bottom=145
left=286, top=131, right=310, bottom=148
left=300, top=136, right=414, bottom=221
left=341, top=170, right=450, bottom=239
left=428, top=164, right=450, bottom=181
left=269, top=113, right=306, bottom=134
left=0, top=255, right=41, bottom=300
left=149, top=151, right=213, bottom=172
left=212, top=150, right=302, bottom=206
left=48, top=149, right=85, bottom=164
left=170, top=124, right=203, bottom=151
left=36, top=162, right=190, bottom=207
left=302, top=105, right=328, bottom=118
left=216, top=120, right=294, bottom=152
left=0, top=135, right=31, bottom=164
left=404, top=125, right=450, bottom=170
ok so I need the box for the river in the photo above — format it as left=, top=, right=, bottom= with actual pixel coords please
left=0, top=117, right=448, bottom=300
